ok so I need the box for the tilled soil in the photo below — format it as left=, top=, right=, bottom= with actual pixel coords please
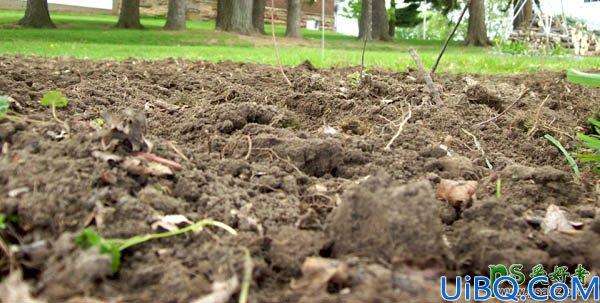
left=0, top=56, right=599, bottom=303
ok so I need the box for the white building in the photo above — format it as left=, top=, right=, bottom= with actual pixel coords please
left=48, top=0, right=113, bottom=10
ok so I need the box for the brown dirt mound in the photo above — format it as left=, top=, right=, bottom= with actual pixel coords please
left=0, top=56, right=599, bottom=303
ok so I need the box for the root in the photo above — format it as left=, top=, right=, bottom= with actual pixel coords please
left=244, top=135, right=252, bottom=160
left=238, top=247, right=253, bottom=303
left=167, top=141, right=190, bottom=162
left=255, top=148, right=303, bottom=175
left=475, top=89, right=528, bottom=127
left=527, top=94, right=551, bottom=137
left=384, top=103, right=412, bottom=151
left=270, top=0, right=292, bottom=87
left=408, top=48, right=442, bottom=104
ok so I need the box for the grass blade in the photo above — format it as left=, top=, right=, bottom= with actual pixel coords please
left=577, top=133, right=600, bottom=150
left=544, top=134, right=580, bottom=178
left=566, top=69, right=600, bottom=88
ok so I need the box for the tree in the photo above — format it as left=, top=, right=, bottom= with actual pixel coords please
left=220, top=0, right=255, bottom=35
left=285, top=0, right=302, bottom=38
left=116, top=0, right=142, bottom=29
left=164, top=0, right=186, bottom=30
left=513, top=0, right=532, bottom=30
left=388, top=0, right=396, bottom=37
left=252, top=0, right=266, bottom=34
left=358, top=0, right=372, bottom=40
left=371, top=0, right=390, bottom=41
left=464, top=0, right=490, bottom=46
left=19, top=0, right=55, bottom=28
left=216, top=0, right=225, bottom=29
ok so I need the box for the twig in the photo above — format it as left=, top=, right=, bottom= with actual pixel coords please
left=408, top=48, right=442, bottom=104
left=167, top=141, right=190, bottom=162
left=384, top=103, right=412, bottom=150
left=431, top=0, right=471, bottom=74
left=244, top=135, right=252, bottom=160
left=255, top=148, right=303, bottom=175
left=238, top=247, right=253, bottom=303
left=134, top=152, right=183, bottom=171
left=359, top=38, right=368, bottom=83
left=527, top=94, right=551, bottom=137
left=475, top=89, right=529, bottom=127
left=270, top=0, right=292, bottom=87
left=0, top=235, right=18, bottom=272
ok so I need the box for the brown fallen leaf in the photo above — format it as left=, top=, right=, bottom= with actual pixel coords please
left=541, top=204, right=578, bottom=234
left=0, top=271, right=46, bottom=303
left=121, top=157, right=173, bottom=177
left=290, top=257, right=351, bottom=293
left=435, top=179, right=478, bottom=209
left=191, top=276, right=239, bottom=303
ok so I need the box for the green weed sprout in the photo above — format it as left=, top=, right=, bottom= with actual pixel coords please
left=544, top=134, right=580, bottom=179
left=576, top=117, right=600, bottom=175
left=0, top=214, right=6, bottom=230
left=40, top=90, right=69, bottom=124
left=76, top=219, right=237, bottom=273
left=0, top=96, right=9, bottom=120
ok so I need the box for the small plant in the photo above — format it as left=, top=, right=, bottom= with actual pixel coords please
left=40, top=90, right=69, bottom=124
left=76, top=219, right=237, bottom=273
left=576, top=116, right=600, bottom=175
left=0, top=214, right=6, bottom=230
left=0, top=96, right=9, bottom=120
left=545, top=134, right=580, bottom=179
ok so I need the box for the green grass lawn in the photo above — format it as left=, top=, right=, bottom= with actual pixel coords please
left=0, top=10, right=598, bottom=74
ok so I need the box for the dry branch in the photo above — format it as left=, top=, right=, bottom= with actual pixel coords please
left=408, top=48, right=442, bottom=104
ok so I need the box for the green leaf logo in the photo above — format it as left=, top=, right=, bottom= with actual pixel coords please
left=40, top=90, right=69, bottom=108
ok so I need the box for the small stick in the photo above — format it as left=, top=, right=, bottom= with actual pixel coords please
left=359, top=38, right=368, bottom=83
left=431, top=0, right=471, bottom=74
left=167, top=141, right=190, bottom=162
left=408, top=48, right=442, bottom=104
left=255, top=148, right=303, bottom=175
left=527, top=94, right=551, bottom=137
left=270, top=0, right=292, bottom=87
left=238, top=247, right=253, bottom=303
left=134, top=152, right=183, bottom=171
left=461, top=128, right=493, bottom=170
left=244, top=135, right=252, bottom=160
left=475, top=89, right=529, bottom=127
left=384, top=103, right=412, bottom=150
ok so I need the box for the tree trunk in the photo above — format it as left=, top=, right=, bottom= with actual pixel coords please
left=221, top=0, right=254, bottom=35
left=464, top=0, right=490, bottom=46
left=164, top=0, right=186, bottom=30
left=116, top=0, right=142, bottom=29
left=216, top=0, right=225, bottom=29
left=522, top=0, right=532, bottom=29
left=371, top=0, right=390, bottom=41
left=285, top=0, right=302, bottom=38
left=252, top=0, right=265, bottom=34
left=358, top=0, right=372, bottom=41
left=388, top=0, right=396, bottom=38
left=18, top=0, right=55, bottom=28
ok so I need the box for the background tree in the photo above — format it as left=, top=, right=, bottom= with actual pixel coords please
left=164, top=0, right=186, bottom=30
left=512, top=0, right=532, bottom=30
left=19, top=0, right=55, bottom=28
left=465, top=0, right=490, bottom=46
left=252, top=0, right=265, bottom=34
left=285, top=0, right=302, bottom=38
left=216, top=0, right=225, bottom=29
left=388, top=0, right=396, bottom=38
left=371, top=0, right=390, bottom=40
left=116, top=0, right=142, bottom=29
left=220, top=0, right=254, bottom=35
left=358, top=0, right=372, bottom=40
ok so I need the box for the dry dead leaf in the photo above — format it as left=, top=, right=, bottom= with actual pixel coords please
left=151, top=214, right=193, bottom=231
left=435, top=179, right=478, bottom=209
left=121, top=157, right=173, bottom=177
left=541, top=204, right=577, bottom=234
left=191, top=276, right=239, bottom=303
left=291, top=257, right=351, bottom=293
left=0, top=271, right=46, bottom=303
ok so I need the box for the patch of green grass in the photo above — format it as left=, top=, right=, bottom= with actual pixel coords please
left=0, top=10, right=599, bottom=74
left=577, top=115, right=600, bottom=175
left=545, top=134, right=581, bottom=179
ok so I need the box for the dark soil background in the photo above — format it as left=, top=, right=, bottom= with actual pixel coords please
left=0, top=56, right=599, bottom=303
